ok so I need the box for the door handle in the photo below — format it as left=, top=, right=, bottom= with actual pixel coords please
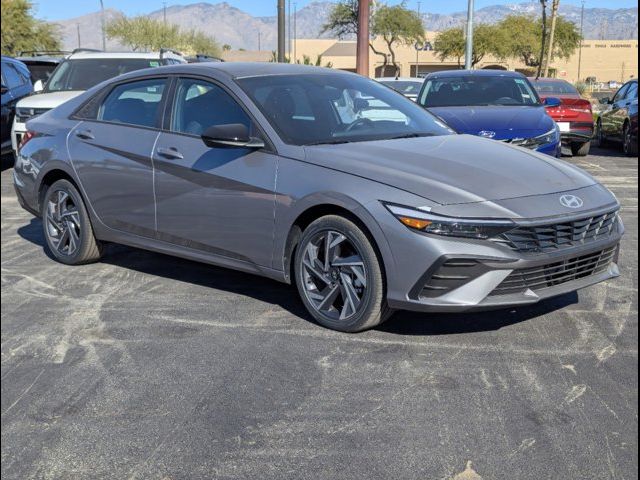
left=75, top=129, right=94, bottom=140
left=156, top=147, right=184, bottom=160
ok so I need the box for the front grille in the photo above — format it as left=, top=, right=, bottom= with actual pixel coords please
left=490, top=245, right=617, bottom=296
left=493, top=210, right=617, bottom=253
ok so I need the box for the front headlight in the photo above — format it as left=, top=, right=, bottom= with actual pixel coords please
left=384, top=203, right=515, bottom=239
left=519, top=127, right=559, bottom=149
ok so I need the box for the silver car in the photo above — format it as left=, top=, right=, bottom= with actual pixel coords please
left=13, top=63, right=623, bottom=332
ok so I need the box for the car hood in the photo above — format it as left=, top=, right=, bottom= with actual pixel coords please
left=427, top=105, right=555, bottom=139
left=16, top=90, right=84, bottom=109
left=303, top=134, right=597, bottom=206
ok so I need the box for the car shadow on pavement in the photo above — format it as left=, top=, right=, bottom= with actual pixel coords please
left=1, top=153, right=15, bottom=171
left=17, top=217, right=578, bottom=335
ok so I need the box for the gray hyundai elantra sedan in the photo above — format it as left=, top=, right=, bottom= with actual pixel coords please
left=13, top=63, right=623, bottom=332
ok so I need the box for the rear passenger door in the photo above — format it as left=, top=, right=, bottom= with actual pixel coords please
left=68, top=77, right=168, bottom=237
left=152, top=76, right=277, bottom=268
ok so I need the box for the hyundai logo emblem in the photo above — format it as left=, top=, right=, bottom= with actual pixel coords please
left=478, top=130, right=496, bottom=138
left=559, top=194, right=584, bottom=209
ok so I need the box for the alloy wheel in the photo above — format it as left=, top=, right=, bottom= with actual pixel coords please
left=45, top=189, right=81, bottom=256
left=300, top=230, right=367, bottom=321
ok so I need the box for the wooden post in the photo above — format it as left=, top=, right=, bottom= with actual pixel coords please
left=356, top=0, right=370, bottom=76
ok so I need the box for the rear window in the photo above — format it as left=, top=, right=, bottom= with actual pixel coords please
left=45, top=58, right=159, bottom=92
left=531, top=80, right=579, bottom=95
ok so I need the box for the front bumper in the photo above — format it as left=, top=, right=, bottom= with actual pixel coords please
left=11, top=119, right=26, bottom=153
left=374, top=201, right=624, bottom=313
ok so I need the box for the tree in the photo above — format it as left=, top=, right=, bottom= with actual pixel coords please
left=498, top=15, right=580, bottom=71
left=322, top=1, right=424, bottom=76
left=105, top=15, right=220, bottom=56
left=1, top=0, right=61, bottom=56
left=434, top=24, right=506, bottom=68
left=222, top=44, right=232, bottom=51
left=372, top=4, right=425, bottom=76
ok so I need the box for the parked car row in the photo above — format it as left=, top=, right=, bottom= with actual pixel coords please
left=13, top=63, right=624, bottom=332
left=377, top=73, right=637, bottom=158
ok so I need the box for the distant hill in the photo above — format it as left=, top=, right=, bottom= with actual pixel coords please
left=54, top=1, right=638, bottom=52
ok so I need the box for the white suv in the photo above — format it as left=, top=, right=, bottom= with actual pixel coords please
left=11, top=49, right=185, bottom=152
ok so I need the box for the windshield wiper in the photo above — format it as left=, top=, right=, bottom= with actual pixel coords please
left=387, top=133, right=436, bottom=140
left=305, top=139, right=352, bottom=146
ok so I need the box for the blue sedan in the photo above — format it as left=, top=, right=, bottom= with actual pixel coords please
left=417, top=70, right=562, bottom=157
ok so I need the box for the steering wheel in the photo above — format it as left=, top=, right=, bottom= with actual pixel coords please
left=494, top=96, right=518, bottom=105
left=346, top=117, right=374, bottom=132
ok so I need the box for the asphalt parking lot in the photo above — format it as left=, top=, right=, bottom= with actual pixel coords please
left=1, top=147, right=637, bottom=480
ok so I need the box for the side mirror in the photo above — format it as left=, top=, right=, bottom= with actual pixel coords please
left=33, top=79, right=44, bottom=92
left=201, top=123, right=264, bottom=149
left=543, top=97, right=562, bottom=108
left=0, top=84, right=8, bottom=95
left=599, top=97, right=611, bottom=105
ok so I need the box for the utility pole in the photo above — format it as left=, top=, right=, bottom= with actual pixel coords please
left=99, top=0, right=106, bottom=51
left=293, top=2, right=297, bottom=63
left=76, top=23, right=81, bottom=48
left=288, top=0, right=292, bottom=58
left=258, top=31, right=261, bottom=51
left=464, top=0, right=474, bottom=70
left=577, top=0, right=585, bottom=81
left=415, top=1, right=421, bottom=77
left=543, top=0, right=560, bottom=77
left=536, top=0, right=547, bottom=78
left=356, top=0, right=370, bottom=76
left=277, top=0, right=285, bottom=62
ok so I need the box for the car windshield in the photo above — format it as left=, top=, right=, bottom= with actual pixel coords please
left=379, top=80, right=423, bottom=95
left=44, top=58, right=160, bottom=92
left=237, top=73, right=454, bottom=146
left=419, top=75, right=542, bottom=107
left=531, top=80, right=579, bottom=95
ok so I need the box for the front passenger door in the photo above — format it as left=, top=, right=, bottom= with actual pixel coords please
left=152, top=77, right=277, bottom=268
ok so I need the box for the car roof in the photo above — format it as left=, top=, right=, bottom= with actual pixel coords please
left=426, top=69, right=526, bottom=78
left=16, top=56, right=62, bottom=64
left=66, top=50, right=184, bottom=61
left=377, top=77, right=424, bottom=82
left=111, top=61, right=349, bottom=81
left=528, top=77, right=570, bottom=83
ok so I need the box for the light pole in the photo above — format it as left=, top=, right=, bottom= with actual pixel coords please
left=293, top=2, right=297, bottom=63
left=464, top=0, right=474, bottom=70
left=277, top=0, right=285, bottom=62
left=99, top=0, right=106, bottom=51
left=415, top=1, right=421, bottom=77
left=577, top=0, right=585, bottom=81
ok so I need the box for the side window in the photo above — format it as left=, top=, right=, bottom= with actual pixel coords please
left=625, top=82, right=637, bottom=100
left=3, top=64, right=24, bottom=88
left=98, top=78, right=167, bottom=128
left=613, top=84, right=629, bottom=103
left=171, top=78, right=250, bottom=136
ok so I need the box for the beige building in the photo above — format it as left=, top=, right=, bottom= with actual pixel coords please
left=223, top=35, right=638, bottom=84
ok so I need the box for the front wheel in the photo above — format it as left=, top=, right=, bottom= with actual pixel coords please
left=294, top=215, right=392, bottom=332
left=42, top=179, right=103, bottom=265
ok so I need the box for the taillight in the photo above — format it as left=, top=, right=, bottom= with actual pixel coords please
left=569, top=99, right=592, bottom=114
left=19, top=131, right=36, bottom=150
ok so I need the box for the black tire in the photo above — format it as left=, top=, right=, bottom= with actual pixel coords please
left=594, top=119, right=607, bottom=148
left=294, top=215, right=392, bottom=332
left=571, top=141, right=591, bottom=157
left=623, top=122, right=637, bottom=156
left=41, top=179, right=102, bottom=265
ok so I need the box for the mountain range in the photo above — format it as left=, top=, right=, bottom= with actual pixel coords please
left=54, top=1, right=638, bottom=52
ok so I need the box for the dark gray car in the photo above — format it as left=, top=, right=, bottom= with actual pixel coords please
left=13, top=63, right=623, bottom=332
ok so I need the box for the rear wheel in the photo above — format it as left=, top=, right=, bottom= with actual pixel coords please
left=294, top=215, right=392, bottom=332
left=594, top=119, right=607, bottom=148
left=42, top=179, right=102, bottom=265
left=623, top=122, right=637, bottom=156
left=571, top=141, right=591, bottom=157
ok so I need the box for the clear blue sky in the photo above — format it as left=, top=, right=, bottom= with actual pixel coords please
left=34, top=0, right=639, bottom=21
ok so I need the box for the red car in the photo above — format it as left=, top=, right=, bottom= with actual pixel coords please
left=529, top=78, right=594, bottom=156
